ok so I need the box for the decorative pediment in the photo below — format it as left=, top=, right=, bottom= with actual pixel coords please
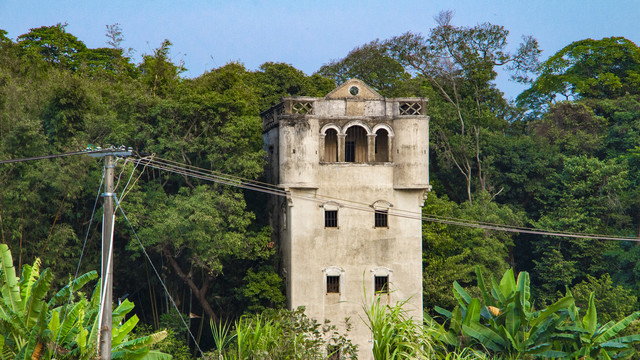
left=325, top=79, right=383, bottom=100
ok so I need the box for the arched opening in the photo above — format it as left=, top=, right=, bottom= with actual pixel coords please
left=375, top=129, right=389, bottom=162
left=345, top=126, right=367, bottom=162
left=324, top=129, right=338, bottom=162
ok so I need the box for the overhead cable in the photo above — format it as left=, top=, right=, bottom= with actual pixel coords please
left=132, top=156, right=640, bottom=243
left=144, top=156, right=614, bottom=237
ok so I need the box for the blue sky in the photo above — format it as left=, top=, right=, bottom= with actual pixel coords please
left=1, top=0, right=638, bottom=99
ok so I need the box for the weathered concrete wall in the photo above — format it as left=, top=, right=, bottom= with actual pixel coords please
left=261, top=79, right=429, bottom=360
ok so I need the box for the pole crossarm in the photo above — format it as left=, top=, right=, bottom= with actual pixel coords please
left=86, top=145, right=133, bottom=158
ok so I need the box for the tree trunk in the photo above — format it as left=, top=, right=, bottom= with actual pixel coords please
left=163, top=248, right=219, bottom=323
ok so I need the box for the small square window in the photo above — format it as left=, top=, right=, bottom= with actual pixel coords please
left=325, top=210, right=338, bottom=228
left=374, top=209, right=388, bottom=228
left=375, top=275, right=389, bottom=293
left=327, top=275, right=340, bottom=293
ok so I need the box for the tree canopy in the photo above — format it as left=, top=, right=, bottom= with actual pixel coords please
left=2, top=17, right=640, bottom=357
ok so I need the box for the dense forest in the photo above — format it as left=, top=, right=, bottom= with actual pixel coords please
left=2, top=13, right=640, bottom=358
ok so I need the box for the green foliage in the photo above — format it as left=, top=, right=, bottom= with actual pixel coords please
left=125, top=184, right=271, bottom=275
left=422, top=192, right=521, bottom=312
left=1, top=24, right=292, bottom=329
left=133, top=325, right=191, bottom=360
left=557, top=291, right=640, bottom=359
left=531, top=155, right=631, bottom=301
left=528, top=101, right=608, bottom=156
left=570, top=274, right=637, bottom=324
left=0, top=243, right=171, bottom=359
left=254, top=62, right=334, bottom=110
left=429, top=267, right=640, bottom=359
left=235, top=266, right=285, bottom=313
left=317, top=41, right=410, bottom=96
left=364, top=295, right=430, bottom=359
left=377, top=11, right=541, bottom=202
left=428, top=267, right=575, bottom=358
left=17, top=23, right=87, bottom=70
left=139, top=39, right=184, bottom=97
left=207, top=307, right=357, bottom=359
left=596, top=94, right=640, bottom=158
left=519, top=37, right=640, bottom=112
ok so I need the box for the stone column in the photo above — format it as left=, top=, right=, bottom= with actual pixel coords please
left=388, top=135, right=394, bottom=162
left=367, top=134, right=376, bottom=163
left=319, top=134, right=326, bottom=162
left=337, top=134, right=346, bottom=162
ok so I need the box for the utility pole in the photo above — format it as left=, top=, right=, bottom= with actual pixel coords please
left=88, top=146, right=131, bottom=360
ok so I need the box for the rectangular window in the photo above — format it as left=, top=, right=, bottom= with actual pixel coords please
left=325, top=210, right=338, bottom=228
left=374, top=209, right=388, bottom=228
left=327, top=275, right=340, bottom=293
left=375, top=275, right=389, bottom=293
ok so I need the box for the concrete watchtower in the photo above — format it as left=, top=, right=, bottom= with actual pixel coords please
left=261, top=79, right=430, bottom=359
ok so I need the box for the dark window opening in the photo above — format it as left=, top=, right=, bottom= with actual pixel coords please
left=375, top=209, right=388, bottom=228
left=324, top=129, right=338, bottom=162
left=345, top=126, right=367, bottom=162
left=327, top=275, right=340, bottom=293
left=325, top=210, right=338, bottom=228
left=375, top=276, right=389, bottom=293
left=375, top=129, right=389, bottom=162
left=345, top=141, right=355, bottom=162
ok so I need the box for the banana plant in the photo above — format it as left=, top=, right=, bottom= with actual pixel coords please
left=0, top=243, right=172, bottom=360
left=555, top=291, right=640, bottom=359
left=427, top=267, right=574, bottom=359
left=0, top=243, right=55, bottom=359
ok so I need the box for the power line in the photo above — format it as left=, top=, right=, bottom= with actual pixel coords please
left=144, top=156, right=630, bottom=239
left=0, top=150, right=90, bottom=164
left=132, top=156, right=640, bottom=243
left=4, top=149, right=636, bottom=242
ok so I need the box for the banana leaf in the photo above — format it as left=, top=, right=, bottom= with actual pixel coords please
left=0, top=244, right=23, bottom=313
left=594, top=311, right=640, bottom=343
left=112, top=316, right=139, bottom=346
left=462, top=323, right=505, bottom=351
left=582, top=292, right=597, bottom=336
left=516, top=271, right=530, bottom=315
left=48, top=270, right=98, bottom=307
left=499, top=268, right=516, bottom=300
left=530, top=296, right=574, bottom=328
left=18, top=259, right=39, bottom=306
left=475, top=266, right=496, bottom=307
left=453, top=281, right=471, bottom=309
left=23, top=268, right=52, bottom=330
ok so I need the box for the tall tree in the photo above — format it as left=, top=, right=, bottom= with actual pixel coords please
left=384, top=10, right=540, bottom=202
left=518, top=37, right=640, bottom=113
left=253, top=62, right=334, bottom=111
left=139, top=39, right=183, bottom=97
left=17, top=23, right=87, bottom=70
left=317, top=41, right=410, bottom=96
